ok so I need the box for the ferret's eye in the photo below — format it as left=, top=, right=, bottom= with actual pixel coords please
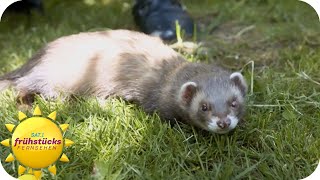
left=231, top=101, right=237, bottom=108
left=201, top=103, right=208, bottom=111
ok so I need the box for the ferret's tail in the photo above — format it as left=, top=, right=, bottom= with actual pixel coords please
left=0, top=79, right=12, bottom=92
left=0, top=66, right=24, bottom=92
left=0, top=71, right=18, bottom=92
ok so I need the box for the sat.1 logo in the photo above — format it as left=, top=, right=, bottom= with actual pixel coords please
left=1, top=106, right=74, bottom=179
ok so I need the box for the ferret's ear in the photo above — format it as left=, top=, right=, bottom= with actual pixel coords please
left=230, top=72, right=248, bottom=96
left=179, top=82, right=197, bottom=105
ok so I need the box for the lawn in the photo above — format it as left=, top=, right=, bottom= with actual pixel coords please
left=0, top=0, right=319, bottom=179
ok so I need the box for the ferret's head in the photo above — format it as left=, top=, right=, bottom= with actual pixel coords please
left=178, top=72, right=247, bottom=134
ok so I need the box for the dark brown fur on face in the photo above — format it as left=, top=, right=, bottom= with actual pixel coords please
left=0, top=30, right=247, bottom=134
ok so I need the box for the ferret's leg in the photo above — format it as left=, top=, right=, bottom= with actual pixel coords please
left=15, top=91, right=38, bottom=111
left=17, top=91, right=36, bottom=105
left=14, top=74, right=61, bottom=99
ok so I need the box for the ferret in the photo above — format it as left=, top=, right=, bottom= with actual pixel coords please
left=0, top=30, right=247, bottom=134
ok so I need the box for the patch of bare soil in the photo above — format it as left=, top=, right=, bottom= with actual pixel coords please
left=205, top=21, right=285, bottom=68
left=174, top=19, right=286, bottom=69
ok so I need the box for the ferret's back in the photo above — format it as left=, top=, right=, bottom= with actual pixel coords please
left=46, top=30, right=177, bottom=63
left=3, top=30, right=181, bottom=98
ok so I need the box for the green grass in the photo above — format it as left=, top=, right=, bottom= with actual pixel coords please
left=0, top=0, right=320, bottom=179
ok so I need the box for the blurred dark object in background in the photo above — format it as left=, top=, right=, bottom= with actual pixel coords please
left=6, top=0, right=44, bottom=15
left=132, top=0, right=195, bottom=41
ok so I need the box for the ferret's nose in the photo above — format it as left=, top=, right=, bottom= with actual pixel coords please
left=217, top=118, right=231, bottom=129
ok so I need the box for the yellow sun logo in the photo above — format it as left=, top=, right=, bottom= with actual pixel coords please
left=1, top=105, right=74, bottom=179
